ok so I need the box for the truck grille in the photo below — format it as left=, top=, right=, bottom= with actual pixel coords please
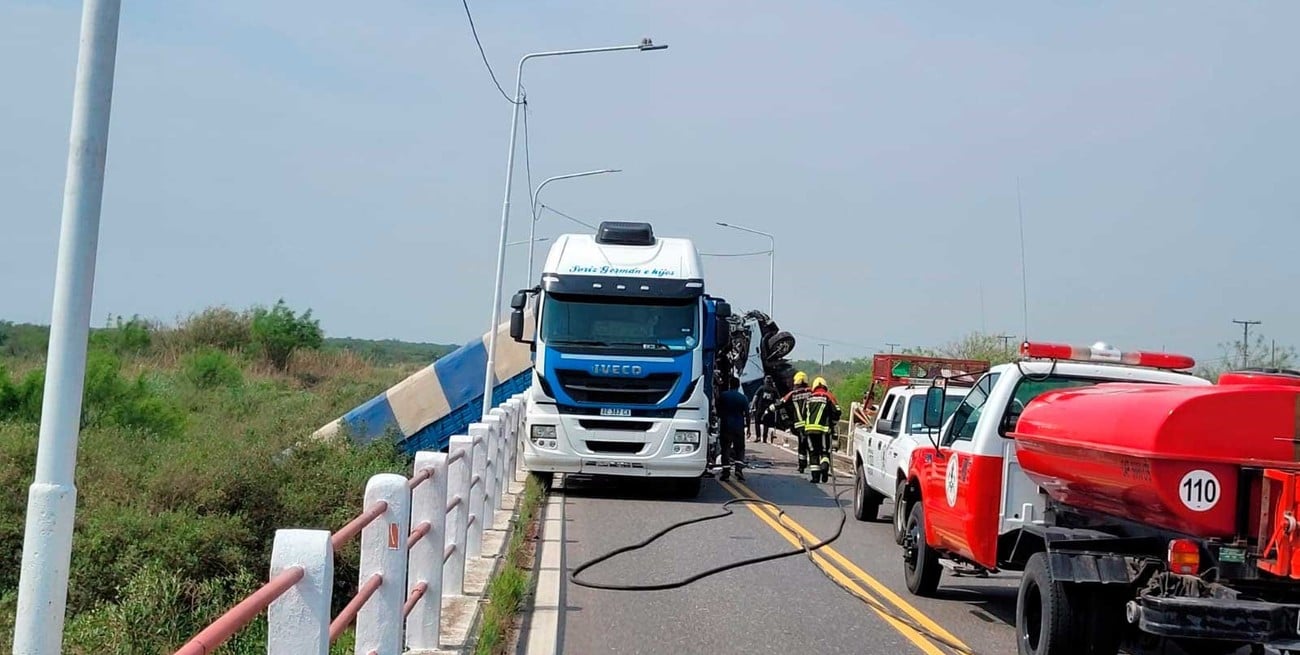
left=556, top=371, right=678, bottom=405
left=585, top=441, right=646, bottom=455
left=578, top=419, right=653, bottom=432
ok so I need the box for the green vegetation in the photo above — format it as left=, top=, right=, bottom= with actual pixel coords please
left=474, top=475, right=544, bottom=655
left=323, top=337, right=458, bottom=367
left=0, top=302, right=418, bottom=654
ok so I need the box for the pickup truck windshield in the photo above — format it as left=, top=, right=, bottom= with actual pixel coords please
left=907, top=395, right=963, bottom=433
left=541, top=293, right=698, bottom=351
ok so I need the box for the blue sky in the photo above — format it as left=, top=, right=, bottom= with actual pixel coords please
left=2, top=1, right=1297, bottom=363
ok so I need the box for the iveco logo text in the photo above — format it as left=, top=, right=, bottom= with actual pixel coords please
left=592, top=364, right=642, bottom=376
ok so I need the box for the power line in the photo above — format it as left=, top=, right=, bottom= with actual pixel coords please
left=460, top=0, right=523, bottom=104
left=539, top=204, right=596, bottom=229
left=699, top=249, right=774, bottom=258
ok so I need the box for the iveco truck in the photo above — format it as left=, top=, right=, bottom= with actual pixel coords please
left=508, top=221, right=730, bottom=497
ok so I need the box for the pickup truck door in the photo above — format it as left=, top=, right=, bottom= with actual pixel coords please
left=922, top=373, right=999, bottom=558
left=865, top=393, right=900, bottom=493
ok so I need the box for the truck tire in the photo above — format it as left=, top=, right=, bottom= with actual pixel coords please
left=531, top=471, right=554, bottom=491
left=674, top=476, right=702, bottom=499
left=853, top=463, right=882, bottom=521
left=1016, top=552, right=1085, bottom=655
left=903, top=503, right=942, bottom=596
left=893, top=479, right=908, bottom=544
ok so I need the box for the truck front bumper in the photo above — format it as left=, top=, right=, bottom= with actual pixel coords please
left=1134, top=595, right=1300, bottom=648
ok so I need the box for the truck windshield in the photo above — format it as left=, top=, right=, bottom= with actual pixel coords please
left=540, top=293, right=698, bottom=351
left=907, top=395, right=963, bottom=433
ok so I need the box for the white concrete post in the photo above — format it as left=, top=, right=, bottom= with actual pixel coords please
left=268, top=529, right=333, bottom=655
left=481, top=416, right=502, bottom=524
left=444, top=434, right=473, bottom=595
left=405, top=452, right=448, bottom=652
left=466, top=425, right=489, bottom=559
left=13, top=2, right=122, bottom=652
left=355, top=474, right=411, bottom=655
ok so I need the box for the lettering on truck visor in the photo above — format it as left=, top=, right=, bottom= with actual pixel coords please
left=568, top=265, right=677, bottom=278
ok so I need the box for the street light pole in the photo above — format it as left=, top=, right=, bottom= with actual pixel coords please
left=715, top=221, right=775, bottom=316
left=482, top=39, right=667, bottom=421
left=526, top=169, right=621, bottom=288
left=508, top=237, right=549, bottom=248
left=15, top=1, right=121, bottom=652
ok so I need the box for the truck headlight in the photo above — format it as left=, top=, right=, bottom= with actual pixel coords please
left=530, top=425, right=558, bottom=450
left=673, top=430, right=700, bottom=444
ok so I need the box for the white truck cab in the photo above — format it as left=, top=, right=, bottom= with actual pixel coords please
left=852, top=384, right=970, bottom=542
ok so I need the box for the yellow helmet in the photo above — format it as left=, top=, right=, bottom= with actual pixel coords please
left=793, top=371, right=808, bottom=385
left=813, top=376, right=828, bottom=389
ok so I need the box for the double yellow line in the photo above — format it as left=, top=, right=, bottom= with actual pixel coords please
left=717, top=478, right=971, bottom=655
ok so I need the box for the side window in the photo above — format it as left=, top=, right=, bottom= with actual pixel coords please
left=941, top=373, right=1001, bottom=447
left=889, top=397, right=905, bottom=433
left=878, top=394, right=896, bottom=426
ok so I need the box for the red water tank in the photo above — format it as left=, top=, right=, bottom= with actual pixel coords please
left=1012, top=382, right=1300, bottom=538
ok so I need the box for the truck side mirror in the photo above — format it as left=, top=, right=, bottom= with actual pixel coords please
left=715, top=301, right=732, bottom=319
left=509, top=291, right=527, bottom=311
left=922, top=386, right=946, bottom=430
left=874, top=418, right=896, bottom=436
left=509, top=289, right=533, bottom=344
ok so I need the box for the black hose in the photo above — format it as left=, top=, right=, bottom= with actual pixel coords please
left=567, top=459, right=984, bottom=655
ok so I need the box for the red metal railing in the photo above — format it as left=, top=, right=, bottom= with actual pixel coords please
left=329, top=573, right=384, bottom=642
left=332, top=500, right=389, bottom=551
left=174, top=566, right=305, bottom=655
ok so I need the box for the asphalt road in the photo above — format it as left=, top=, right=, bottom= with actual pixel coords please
left=524, top=441, right=1020, bottom=655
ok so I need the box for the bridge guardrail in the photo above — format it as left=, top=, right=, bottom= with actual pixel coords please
left=173, top=392, right=528, bottom=655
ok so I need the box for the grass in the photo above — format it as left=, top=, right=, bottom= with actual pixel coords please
left=474, top=475, right=546, bottom=655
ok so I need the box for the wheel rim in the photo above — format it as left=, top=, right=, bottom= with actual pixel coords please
left=896, top=501, right=905, bottom=535
left=904, top=512, right=921, bottom=576
left=1022, top=580, right=1043, bottom=652
left=855, top=467, right=864, bottom=510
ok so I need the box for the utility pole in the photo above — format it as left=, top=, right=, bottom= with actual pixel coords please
left=997, top=334, right=1017, bottom=355
left=819, top=343, right=829, bottom=375
left=1232, top=319, right=1261, bottom=368
left=886, top=342, right=900, bottom=354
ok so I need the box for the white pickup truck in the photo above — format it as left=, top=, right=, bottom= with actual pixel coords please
left=852, top=384, right=969, bottom=542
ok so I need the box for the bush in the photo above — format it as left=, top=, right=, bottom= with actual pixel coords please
left=90, top=315, right=153, bottom=355
left=78, top=352, right=185, bottom=437
left=171, top=307, right=253, bottom=352
left=183, top=349, right=242, bottom=389
left=251, top=300, right=323, bottom=371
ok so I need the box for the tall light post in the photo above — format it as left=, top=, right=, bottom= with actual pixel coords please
left=482, top=39, right=668, bottom=420
left=15, top=0, right=121, bottom=652
left=716, top=221, right=775, bottom=316
left=526, top=169, right=621, bottom=288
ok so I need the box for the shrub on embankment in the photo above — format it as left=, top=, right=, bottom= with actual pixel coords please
left=0, top=303, right=416, bottom=654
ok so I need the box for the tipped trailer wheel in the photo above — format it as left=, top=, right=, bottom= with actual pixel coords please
left=893, top=479, right=908, bottom=544
left=853, top=463, right=882, bottom=521
left=903, top=503, right=942, bottom=596
left=1016, top=552, right=1087, bottom=655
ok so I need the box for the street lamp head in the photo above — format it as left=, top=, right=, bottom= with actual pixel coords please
left=639, top=38, right=669, bottom=51
left=715, top=221, right=729, bottom=227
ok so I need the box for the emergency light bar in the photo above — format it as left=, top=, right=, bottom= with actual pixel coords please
left=1019, top=341, right=1195, bottom=371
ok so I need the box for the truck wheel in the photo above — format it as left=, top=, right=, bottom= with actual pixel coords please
left=674, top=476, right=702, bottom=499
left=531, top=471, right=554, bottom=491
left=1017, top=552, right=1083, bottom=655
left=903, top=503, right=941, bottom=596
left=893, top=479, right=908, bottom=545
left=853, top=463, right=882, bottom=521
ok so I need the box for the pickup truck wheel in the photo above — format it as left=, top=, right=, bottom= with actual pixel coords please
left=1017, top=552, right=1084, bottom=655
left=903, top=503, right=941, bottom=596
left=893, top=479, right=908, bottom=544
left=853, top=463, right=881, bottom=521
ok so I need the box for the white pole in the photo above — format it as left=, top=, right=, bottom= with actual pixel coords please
left=404, top=452, right=448, bottom=651
left=482, top=41, right=666, bottom=421
left=443, top=434, right=473, bottom=595
left=354, top=474, right=411, bottom=655
left=715, top=221, right=775, bottom=316
left=14, top=2, right=121, bottom=652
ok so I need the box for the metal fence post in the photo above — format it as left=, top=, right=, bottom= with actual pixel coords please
left=405, top=452, right=448, bottom=652
left=466, top=424, right=489, bottom=559
left=444, top=434, right=473, bottom=595
left=355, top=474, right=411, bottom=655
left=267, top=529, right=333, bottom=655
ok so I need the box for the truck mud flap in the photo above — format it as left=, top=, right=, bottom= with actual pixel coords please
left=1135, top=594, right=1300, bottom=644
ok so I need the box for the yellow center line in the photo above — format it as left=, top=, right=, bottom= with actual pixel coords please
left=729, top=479, right=971, bottom=652
left=718, top=479, right=948, bottom=655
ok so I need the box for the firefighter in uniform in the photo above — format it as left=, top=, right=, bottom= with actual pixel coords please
left=773, top=371, right=813, bottom=473
left=804, top=377, right=842, bottom=483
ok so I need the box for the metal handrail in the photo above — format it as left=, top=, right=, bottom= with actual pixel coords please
left=403, top=582, right=429, bottom=618
left=329, top=573, right=383, bottom=642
left=173, top=566, right=305, bottom=655
left=331, top=501, right=389, bottom=551
left=408, top=521, right=432, bottom=548
left=407, top=467, right=435, bottom=490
